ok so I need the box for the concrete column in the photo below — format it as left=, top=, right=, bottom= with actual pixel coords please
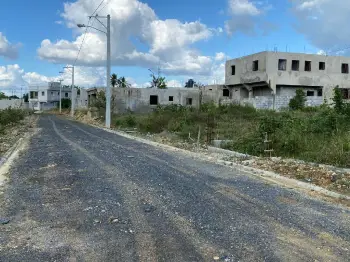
left=248, top=90, right=253, bottom=99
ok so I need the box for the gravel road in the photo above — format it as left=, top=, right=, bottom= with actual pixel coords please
left=1, top=115, right=350, bottom=262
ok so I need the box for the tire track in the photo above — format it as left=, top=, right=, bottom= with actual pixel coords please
left=50, top=116, right=226, bottom=261
left=49, top=117, right=158, bottom=262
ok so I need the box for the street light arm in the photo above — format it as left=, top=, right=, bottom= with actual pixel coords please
left=94, top=17, right=107, bottom=30
left=78, top=24, right=107, bottom=35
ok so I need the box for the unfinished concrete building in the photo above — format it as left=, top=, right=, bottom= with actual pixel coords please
left=87, top=87, right=201, bottom=113
left=225, top=51, right=350, bottom=109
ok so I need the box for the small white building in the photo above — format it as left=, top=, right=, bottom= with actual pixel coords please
left=29, top=82, right=72, bottom=111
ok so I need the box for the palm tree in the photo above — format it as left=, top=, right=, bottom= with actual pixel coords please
left=119, top=76, right=128, bottom=88
left=149, top=68, right=167, bottom=89
left=111, top=73, right=118, bottom=88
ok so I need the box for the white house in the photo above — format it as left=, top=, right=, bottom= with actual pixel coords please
left=29, top=82, right=72, bottom=111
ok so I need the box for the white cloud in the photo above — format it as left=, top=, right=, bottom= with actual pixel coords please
left=292, top=0, right=350, bottom=55
left=215, top=52, right=226, bottom=61
left=37, top=0, right=215, bottom=76
left=225, top=0, right=273, bottom=36
left=166, top=80, right=182, bottom=87
left=317, top=49, right=327, bottom=56
left=0, top=64, right=107, bottom=91
left=228, top=0, right=261, bottom=16
left=0, top=65, right=27, bottom=88
left=57, top=66, right=106, bottom=87
left=0, top=33, right=20, bottom=59
left=297, top=0, right=327, bottom=10
left=23, top=72, right=54, bottom=85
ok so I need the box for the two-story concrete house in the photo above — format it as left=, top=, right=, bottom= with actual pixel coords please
left=225, top=51, right=350, bottom=109
left=29, top=82, right=72, bottom=110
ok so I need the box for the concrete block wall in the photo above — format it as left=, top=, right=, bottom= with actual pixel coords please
left=241, top=97, right=274, bottom=110
left=242, top=96, right=324, bottom=110
left=112, top=88, right=201, bottom=113
left=0, top=99, right=26, bottom=110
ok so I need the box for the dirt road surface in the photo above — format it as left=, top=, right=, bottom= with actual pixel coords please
left=1, top=115, right=350, bottom=262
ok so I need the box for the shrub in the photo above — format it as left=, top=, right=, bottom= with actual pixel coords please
left=60, top=98, right=71, bottom=109
left=289, top=89, right=306, bottom=110
left=332, top=86, right=344, bottom=114
left=0, top=108, right=26, bottom=133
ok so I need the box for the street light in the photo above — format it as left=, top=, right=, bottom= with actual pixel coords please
left=77, top=14, right=111, bottom=128
left=64, top=66, right=75, bottom=117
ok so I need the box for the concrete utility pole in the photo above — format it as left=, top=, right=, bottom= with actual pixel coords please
left=78, top=14, right=111, bottom=128
left=64, top=66, right=75, bottom=117
left=58, top=73, right=64, bottom=114
left=106, top=14, right=111, bottom=128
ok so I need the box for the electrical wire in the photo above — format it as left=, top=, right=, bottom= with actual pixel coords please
left=98, top=0, right=110, bottom=14
left=72, top=0, right=106, bottom=66
left=91, top=0, right=105, bottom=16
left=73, top=18, right=91, bottom=66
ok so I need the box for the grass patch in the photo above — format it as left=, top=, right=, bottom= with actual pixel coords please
left=111, top=103, right=350, bottom=167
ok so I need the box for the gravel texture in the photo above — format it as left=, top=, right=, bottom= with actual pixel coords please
left=1, top=115, right=350, bottom=262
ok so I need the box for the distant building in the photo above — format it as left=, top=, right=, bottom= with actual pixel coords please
left=29, top=82, right=72, bottom=110
left=28, top=82, right=88, bottom=111
left=225, top=51, right=350, bottom=109
left=87, top=51, right=350, bottom=113
left=87, top=87, right=201, bottom=113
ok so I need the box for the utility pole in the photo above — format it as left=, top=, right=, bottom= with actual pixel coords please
left=78, top=14, right=111, bottom=128
left=106, top=14, right=111, bottom=128
left=64, top=66, right=75, bottom=117
left=58, top=72, right=64, bottom=114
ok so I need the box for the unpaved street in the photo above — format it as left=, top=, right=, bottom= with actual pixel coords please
left=1, top=115, right=350, bottom=262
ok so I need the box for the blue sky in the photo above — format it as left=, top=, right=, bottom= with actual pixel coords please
left=0, top=0, right=348, bottom=91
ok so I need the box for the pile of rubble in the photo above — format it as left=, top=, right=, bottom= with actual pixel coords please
left=235, top=157, right=350, bottom=196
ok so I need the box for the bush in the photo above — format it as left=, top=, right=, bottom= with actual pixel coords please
left=60, top=98, right=71, bottom=109
left=112, top=103, right=350, bottom=167
left=332, top=86, right=344, bottom=114
left=289, top=89, right=306, bottom=110
left=0, top=107, right=26, bottom=133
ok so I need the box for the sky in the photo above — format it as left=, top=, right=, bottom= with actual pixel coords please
left=1, top=0, right=350, bottom=95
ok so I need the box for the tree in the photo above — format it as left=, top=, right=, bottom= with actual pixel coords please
left=195, top=82, right=205, bottom=88
left=0, top=92, right=8, bottom=100
left=289, top=89, right=306, bottom=110
left=23, top=93, right=29, bottom=102
left=8, top=95, right=19, bottom=99
left=74, top=86, right=81, bottom=95
left=185, top=79, right=195, bottom=88
left=149, top=69, right=167, bottom=89
left=119, top=76, right=129, bottom=88
left=111, top=73, right=118, bottom=88
left=90, top=89, right=117, bottom=112
left=332, top=86, right=344, bottom=114
left=60, top=98, right=71, bottom=109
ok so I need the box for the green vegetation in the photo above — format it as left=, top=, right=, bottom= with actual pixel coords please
left=289, top=89, right=306, bottom=110
left=0, top=108, right=27, bottom=133
left=112, top=90, right=350, bottom=167
left=110, top=73, right=130, bottom=88
left=60, top=98, right=71, bottom=109
left=149, top=69, right=167, bottom=89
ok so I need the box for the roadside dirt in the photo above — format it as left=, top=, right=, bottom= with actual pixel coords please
left=240, top=158, right=350, bottom=196
left=0, top=114, right=38, bottom=158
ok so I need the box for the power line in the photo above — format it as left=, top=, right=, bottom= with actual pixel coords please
left=73, top=19, right=91, bottom=66
left=92, top=0, right=105, bottom=16
left=98, top=0, right=110, bottom=13
left=72, top=0, right=105, bottom=66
